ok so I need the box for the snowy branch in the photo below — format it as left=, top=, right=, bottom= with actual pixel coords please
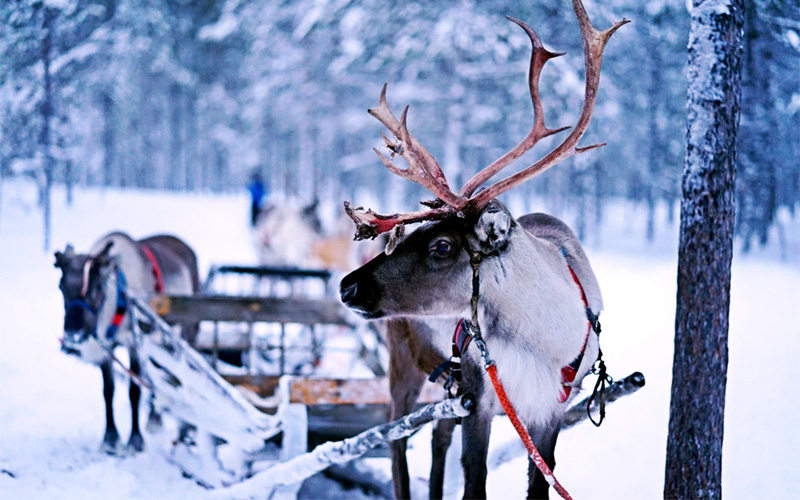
left=562, top=371, right=646, bottom=429
left=218, top=395, right=474, bottom=498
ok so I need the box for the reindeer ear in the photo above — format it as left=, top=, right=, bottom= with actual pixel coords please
left=93, top=241, right=115, bottom=266
left=96, top=241, right=114, bottom=258
left=470, top=201, right=514, bottom=255
left=55, top=244, right=75, bottom=268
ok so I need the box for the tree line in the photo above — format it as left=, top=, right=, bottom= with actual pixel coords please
left=0, top=0, right=797, bottom=250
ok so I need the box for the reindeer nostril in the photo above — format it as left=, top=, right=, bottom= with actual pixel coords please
left=340, top=281, right=358, bottom=304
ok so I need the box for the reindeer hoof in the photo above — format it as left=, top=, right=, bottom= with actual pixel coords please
left=146, top=413, right=164, bottom=433
left=127, top=433, right=145, bottom=453
left=99, top=430, right=121, bottom=455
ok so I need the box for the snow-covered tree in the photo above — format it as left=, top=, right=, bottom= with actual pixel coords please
left=665, top=0, right=744, bottom=497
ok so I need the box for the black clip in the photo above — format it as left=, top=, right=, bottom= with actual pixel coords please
left=587, top=358, right=613, bottom=427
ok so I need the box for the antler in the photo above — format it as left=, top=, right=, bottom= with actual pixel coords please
left=368, top=84, right=468, bottom=210
left=458, top=16, right=569, bottom=198
left=470, top=1, right=629, bottom=207
left=345, top=0, right=629, bottom=240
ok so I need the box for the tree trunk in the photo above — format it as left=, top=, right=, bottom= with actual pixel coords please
left=645, top=34, right=663, bottom=243
left=664, top=1, right=744, bottom=499
left=40, top=7, right=55, bottom=252
left=185, top=91, right=198, bottom=190
left=169, top=83, right=183, bottom=191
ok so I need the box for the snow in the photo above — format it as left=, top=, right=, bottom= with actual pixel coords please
left=1, top=178, right=798, bottom=499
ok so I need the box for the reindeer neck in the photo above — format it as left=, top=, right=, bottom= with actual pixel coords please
left=475, top=233, right=587, bottom=367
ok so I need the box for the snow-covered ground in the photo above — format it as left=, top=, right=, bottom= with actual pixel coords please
left=1, top=179, right=798, bottom=499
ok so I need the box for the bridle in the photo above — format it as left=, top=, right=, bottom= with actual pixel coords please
left=63, top=264, right=129, bottom=346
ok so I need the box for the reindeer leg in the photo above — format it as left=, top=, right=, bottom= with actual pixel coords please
left=429, top=417, right=456, bottom=500
left=526, top=421, right=561, bottom=500
left=388, top=321, right=426, bottom=500
left=127, top=350, right=145, bottom=453
left=100, top=360, right=120, bottom=454
left=461, top=359, right=491, bottom=500
left=145, top=393, right=163, bottom=433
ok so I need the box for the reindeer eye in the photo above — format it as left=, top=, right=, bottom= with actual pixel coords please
left=430, top=239, right=453, bottom=256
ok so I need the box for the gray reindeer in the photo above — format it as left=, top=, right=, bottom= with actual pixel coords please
left=339, top=2, right=627, bottom=498
left=54, top=232, right=200, bottom=454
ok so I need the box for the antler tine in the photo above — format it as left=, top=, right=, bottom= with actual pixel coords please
left=367, top=84, right=466, bottom=209
left=344, top=201, right=453, bottom=240
left=471, top=0, right=629, bottom=208
left=458, top=16, right=569, bottom=198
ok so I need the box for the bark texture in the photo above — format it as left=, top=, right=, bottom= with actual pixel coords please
left=664, top=1, right=744, bottom=498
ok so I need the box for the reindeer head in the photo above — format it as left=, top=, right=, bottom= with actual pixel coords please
left=340, top=2, right=627, bottom=320
left=341, top=201, right=519, bottom=319
left=54, top=241, right=115, bottom=351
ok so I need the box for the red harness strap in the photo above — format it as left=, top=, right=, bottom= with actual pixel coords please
left=559, top=264, right=594, bottom=402
left=486, top=363, right=574, bottom=500
left=140, top=244, right=165, bottom=293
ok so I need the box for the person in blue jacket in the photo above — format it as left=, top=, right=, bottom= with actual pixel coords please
left=247, top=171, right=267, bottom=226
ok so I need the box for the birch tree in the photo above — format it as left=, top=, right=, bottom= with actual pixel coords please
left=664, top=1, right=744, bottom=498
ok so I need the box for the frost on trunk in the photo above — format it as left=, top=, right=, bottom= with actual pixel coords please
left=664, top=1, right=743, bottom=498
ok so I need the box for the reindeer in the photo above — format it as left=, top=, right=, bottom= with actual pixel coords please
left=255, top=199, right=385, bottom=271
left=339, top=2, right=627, bottom=498
left=54, top=232, right=200, bottom=454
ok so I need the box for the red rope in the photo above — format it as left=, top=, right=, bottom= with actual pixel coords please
left=485, top=364, right=573, bottom=500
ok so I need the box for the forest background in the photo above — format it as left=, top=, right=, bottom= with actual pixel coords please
left=1, top=0, right=798, bottom=253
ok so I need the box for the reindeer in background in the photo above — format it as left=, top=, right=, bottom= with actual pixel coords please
left=340, top=1, right=627, bottom=497
left=55, top=233, right=200, bottom=454
left=254, top=199, right=383, bottom=272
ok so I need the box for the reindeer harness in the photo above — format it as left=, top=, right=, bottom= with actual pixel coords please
left=63, top=243, right=163, bottom=347
left=63, top=266, right=129, bottom=347
left=427, top=247, right=609, bottom=500
left=429, top=250, right=603, bottom=403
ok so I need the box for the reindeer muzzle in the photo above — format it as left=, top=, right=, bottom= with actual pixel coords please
left=340, top=271, right=384, bottom=319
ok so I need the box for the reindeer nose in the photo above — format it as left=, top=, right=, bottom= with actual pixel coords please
left=340, top=280, right=358, bottom=305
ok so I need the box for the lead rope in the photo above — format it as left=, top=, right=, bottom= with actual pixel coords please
left=466, top=252, right=573, bottom=500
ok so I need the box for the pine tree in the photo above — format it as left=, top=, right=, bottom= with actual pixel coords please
left=664, top=1, right=744, bottom=497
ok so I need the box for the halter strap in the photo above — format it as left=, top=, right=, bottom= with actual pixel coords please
left=81, top=258, right=94, bottom=297
left=65, top=298, right=97, bottom=315
left=429, top=252, right=601, bottom=403
left=559, top=262, right=600, bottom=402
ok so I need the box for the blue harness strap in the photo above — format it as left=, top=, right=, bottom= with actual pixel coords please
left=64, top=267, right=129, bottom=342
left=104, top=268, right=128, bottom=341
left=65, top=298, right=97, bottom=315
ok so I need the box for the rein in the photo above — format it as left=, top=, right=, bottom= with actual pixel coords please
left=463, top=251, right=574, bottom=500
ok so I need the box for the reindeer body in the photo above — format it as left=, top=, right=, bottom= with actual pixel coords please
left=55, top=231, right=200, bottom=454
left=336, top=3, right=624, bottom=496
left=343, top=209, right=602, bottom=498
left=473, top=213, right=601, bottom=426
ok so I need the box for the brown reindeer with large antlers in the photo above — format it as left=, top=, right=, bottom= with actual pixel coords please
left=341, top=2, right=627, bottom=498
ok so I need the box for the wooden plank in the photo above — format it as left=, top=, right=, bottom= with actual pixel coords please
left=223, top=375, right=281, bottom=399
left=155, top=295, right=349, bottom=326
left=288, top=378, right=443, bottom=406
left=211, top=265, right=332, bottom=280
left=221, top=375, right=443, bottom=408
